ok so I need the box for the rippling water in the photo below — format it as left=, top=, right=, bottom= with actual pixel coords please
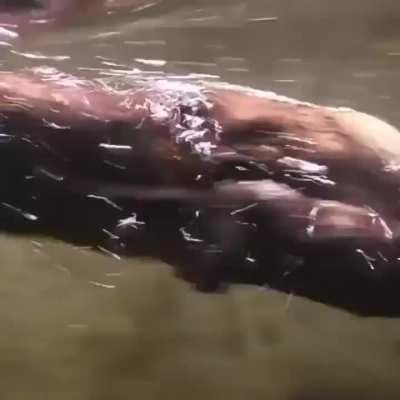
left=2, top=1, right=400, bottom=398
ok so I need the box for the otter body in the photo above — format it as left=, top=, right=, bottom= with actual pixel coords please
left=1, top=69, right=400, bottom=315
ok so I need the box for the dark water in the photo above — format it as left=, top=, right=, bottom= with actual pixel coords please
left=1, top=1, right=400, bottom=398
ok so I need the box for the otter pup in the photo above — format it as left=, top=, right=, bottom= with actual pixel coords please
left=0, top=67, right=400, bottom=315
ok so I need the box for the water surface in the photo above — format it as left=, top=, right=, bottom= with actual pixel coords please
left=1, top=1, right=400, bottom=398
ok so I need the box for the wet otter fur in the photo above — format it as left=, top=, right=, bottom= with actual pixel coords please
left=1, top=68, right=400, bottom=315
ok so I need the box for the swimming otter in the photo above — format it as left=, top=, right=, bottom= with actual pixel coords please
left=1, top=67, right=400, bottom=315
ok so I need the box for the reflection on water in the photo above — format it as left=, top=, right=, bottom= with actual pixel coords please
left=1, top=0, right=400, bottom=398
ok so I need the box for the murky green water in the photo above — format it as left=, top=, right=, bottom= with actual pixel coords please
left=1, top=1, right=400, bottom=398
